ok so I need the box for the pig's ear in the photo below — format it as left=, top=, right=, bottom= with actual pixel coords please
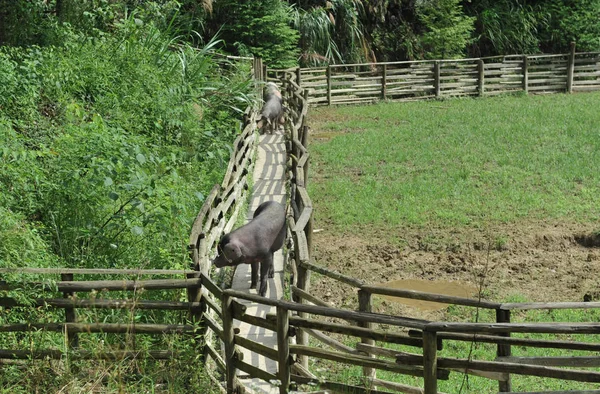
left=225, top=243, right=243, bottom=261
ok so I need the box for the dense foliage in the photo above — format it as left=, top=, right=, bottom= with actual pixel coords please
left=0, top=13, right=254, bottom=273
left=1, top=0, right=599, bottom=66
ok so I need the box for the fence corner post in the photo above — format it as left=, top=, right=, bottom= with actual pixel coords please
left=277, top=305, right=291, bottom=394
left=567, top=41, right=576, bottom=93
left=358, top=289, right=376, bottom=383
left=423, top=329, right=438, bottom=394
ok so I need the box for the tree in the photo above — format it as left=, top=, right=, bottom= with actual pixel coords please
left=417, top=0, right=475, bottom=59
left=209, top=0, right=299, bottom=68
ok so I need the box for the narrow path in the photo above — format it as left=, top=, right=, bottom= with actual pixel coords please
left=232, top=129, right=287, bottom=394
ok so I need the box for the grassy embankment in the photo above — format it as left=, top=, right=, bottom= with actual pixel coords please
left=307, top=92, right=600, bottom=392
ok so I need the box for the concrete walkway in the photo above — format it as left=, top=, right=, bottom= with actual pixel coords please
left=232, top=130, right=287, bottom=394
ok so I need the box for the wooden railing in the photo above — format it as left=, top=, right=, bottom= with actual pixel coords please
left=287, top=45, right=600, bottom=106
left=0, top=267, right=202, bottom=360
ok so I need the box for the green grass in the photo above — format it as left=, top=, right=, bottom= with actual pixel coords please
left=305, top=92, right=600, bottom=392
left=309, top=92, right=600, bottom=230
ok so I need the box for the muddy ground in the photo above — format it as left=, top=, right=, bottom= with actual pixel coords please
left=309, top=217, right=600, bottom=320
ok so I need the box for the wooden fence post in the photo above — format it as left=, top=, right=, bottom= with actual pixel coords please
left=296, top=67, right=301, bottom=87
left=61, top=273, right=78, bottom=349
left=381, top=63, right=387, bottom=100
left=358, top=289, right=376, bottom=383
left=522, top=55, right=529, bottom=94
left=478, top=59, right=485, bottom=96
left=327, top=65, right=332, bottom=106
left=222, top=292, right=238, bottom=394
left=434, top=61, right=441, bottom=98
left=277, top=305, right=291, bottom=394
left=497, top=308, right=512, bottom=392
left=263, top=64, right=268, bottom=83
left=295, top=263, right=310, bottom=370
left=423, top=330, right=438, bottom=394
left=567, top=42, right=576, bottom=93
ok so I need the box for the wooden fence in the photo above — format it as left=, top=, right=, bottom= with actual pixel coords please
left=187, top=63, right=600, bottom=394
left=266, top=45, right=600, bottom=106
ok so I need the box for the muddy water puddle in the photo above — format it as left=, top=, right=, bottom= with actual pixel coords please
left=375, top=279, right=479, bottom=311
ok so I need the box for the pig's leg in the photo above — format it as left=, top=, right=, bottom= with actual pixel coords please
left=258, top=254, right=273, bottom=297
left=250, top=262, right=259, bottom=289
left=268, top=252, right=275, bottom=278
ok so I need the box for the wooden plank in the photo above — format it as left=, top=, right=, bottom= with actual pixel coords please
left=0, top=267, right=195, bottom=276
left=236, top=359, right=279, bottom=385
left=0, top=322, right=197, bottom=334
left=0, top=297, right=203, bottom=312
left=292, top=374, right=398, bottom=394
left=299, top=259, right=364, bottom=288
left=291, top=286, right=333, bottom=308
left=397, top=353, right=600, bottom=383
left=286, top=315, right=425, bottom=347
left=235, top=334, right=278, bottom=361
left=290, top=345, right=448, bottom=379
left=361, top=284, right=500, bottom=309
left=0, top=349, right=176, bottom=360
left=0, top=278, right=202, bottom=292
left=501, top=301, right=600, bottom=310
left=426, top=321, right=600, bottom=334
left=301, top=327, right=360, bottom=354
left=497, top=356, right=600, bottom=368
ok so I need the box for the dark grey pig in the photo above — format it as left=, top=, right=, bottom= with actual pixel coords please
left=213, top=201, right=286, bottom=297
left=258, top=82, right=284, bottom=134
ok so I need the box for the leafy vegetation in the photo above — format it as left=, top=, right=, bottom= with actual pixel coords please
left=0, top=3, right=253, bottom=391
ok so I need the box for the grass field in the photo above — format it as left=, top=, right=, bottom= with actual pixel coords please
left=308, top=92, right=600, bottom=231
left=305, top=92, right=600, bottom=393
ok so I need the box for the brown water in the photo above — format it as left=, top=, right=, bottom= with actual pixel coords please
left=375, top=279, right=479, bottom=311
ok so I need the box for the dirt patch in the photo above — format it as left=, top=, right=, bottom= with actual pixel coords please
left=309, top=221, right=600, bottom=319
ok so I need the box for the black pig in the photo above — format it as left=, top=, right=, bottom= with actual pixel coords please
left=213, top=201, right=286, bottom=297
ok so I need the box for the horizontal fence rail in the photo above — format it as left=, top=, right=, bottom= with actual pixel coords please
left=285, top=46, right=600, bottom=106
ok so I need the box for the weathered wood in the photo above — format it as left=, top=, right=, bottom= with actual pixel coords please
left=425, top=321, right=600, bottom=334
left=501, top=301, right=600, bottom=310
left=0, top=349, right=176, bottom=360
left=326, top=65, right=332, bottom=105
left=291, top=286, right=333, bottom=308
left=423, top=331, right=438, bottom=394
left=0, top=267, right=195, bottom=276
left=236, top=359, right=279, bottom=385
left=478, top=59, right=485, bottom=95
left=291, top=374, right=398, bottom=394
left=301, top=327, right=360, bottom=354
left=205, top=342, right=226, bottom=372
left=497, top=356, right=600, bottom=368
left=222, top=293, right=238, bottom=394
left=0, top=297, right=203, bottom=312
left=0, top=322, right=197, bottom=334
left=358, top=290, right=376, bottom=381
left=434, top=61, right=440, bottom=98
left=290, top=345, right=448, bottom=379
left=496, top=308, right=512, bottom=392
left=397, top=353, right=600, bottom=383
left=299, top=259, right=364, bottom=288
left=360, top=284, right=500, bottom=309
left=201, top=273, right=223, bottom=300
left=277, top=305, right=291, bottom=394
left=408, top=329, right=600, bottom=351
left=202, top=310, right=225, bottom=341
left=522, top=56, right=529, bottom=93
left=235, top=334, right=278, bottom=361
left=189, top=184, right=221, bottom=250
left=0, top=278, right=203, bottom=293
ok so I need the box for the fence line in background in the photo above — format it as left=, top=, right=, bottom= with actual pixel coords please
left=271, top=44, right=600, bottom=106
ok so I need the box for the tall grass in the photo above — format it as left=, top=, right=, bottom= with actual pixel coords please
left=309, top=92, right=600, bottom=232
